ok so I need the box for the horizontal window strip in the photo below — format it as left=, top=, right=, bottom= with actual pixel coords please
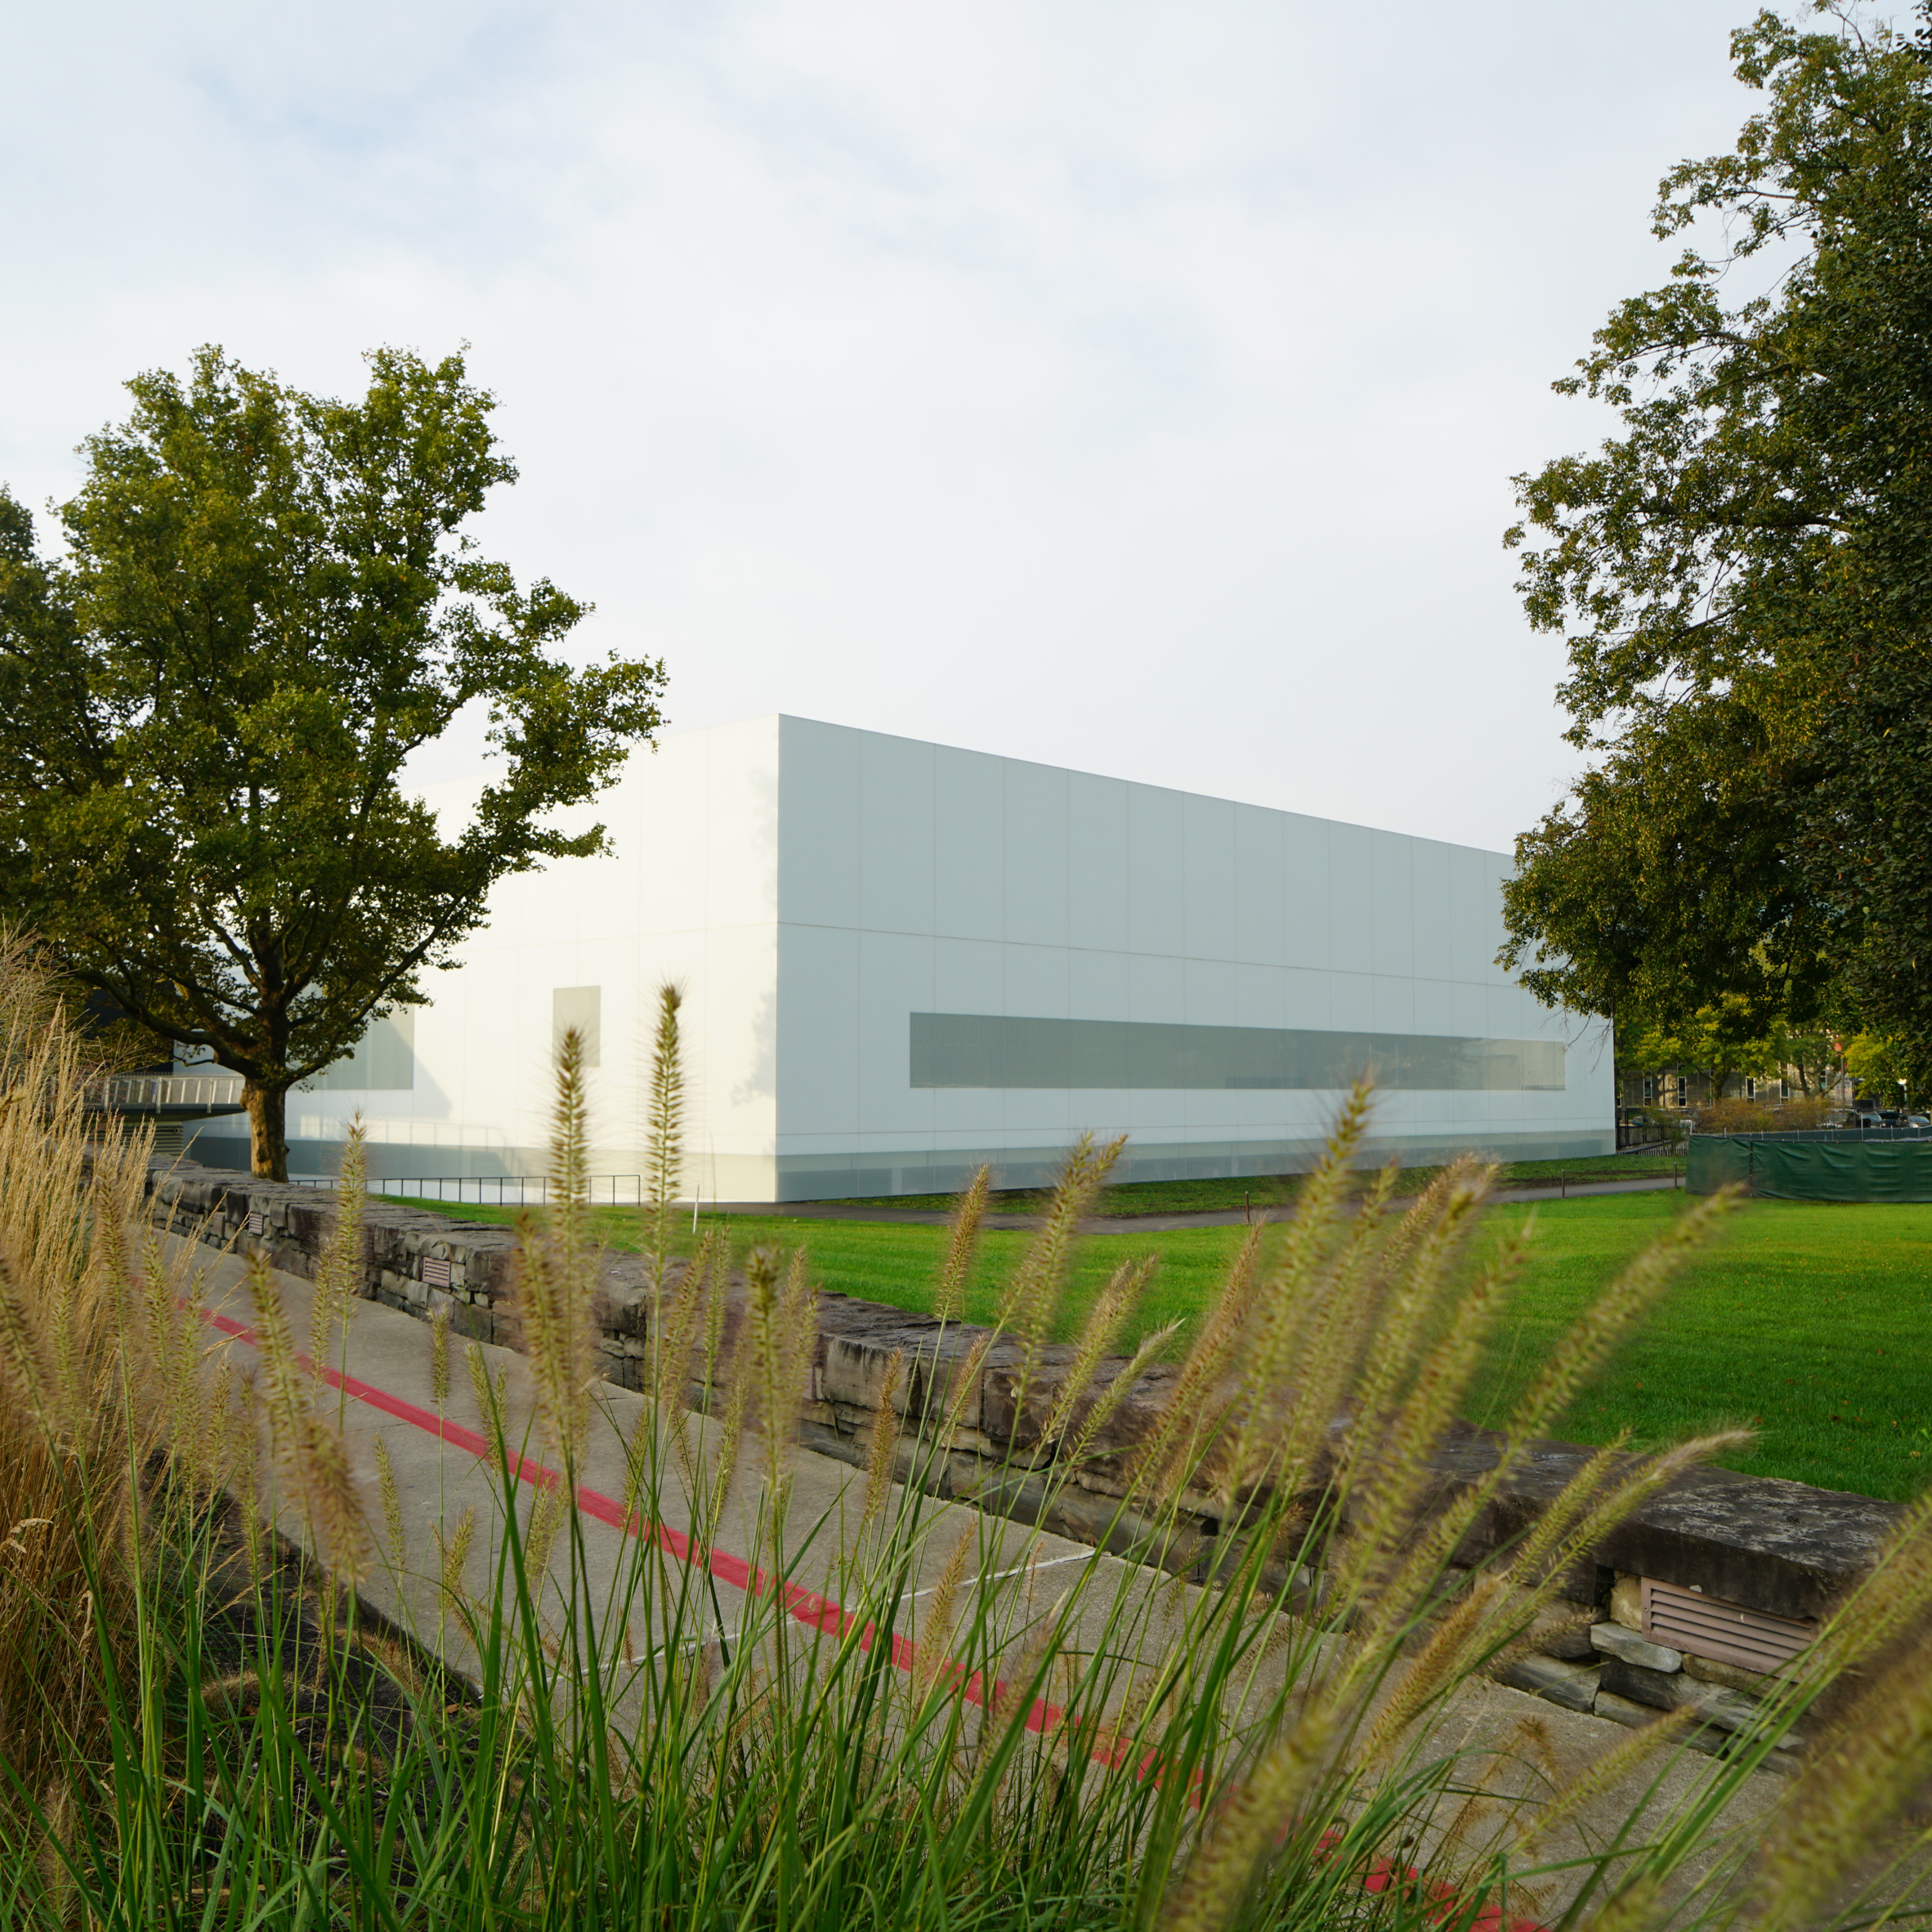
left=910, top=1013, right=1565, bottom=1093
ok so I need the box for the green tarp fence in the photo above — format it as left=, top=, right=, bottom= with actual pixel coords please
left=1688, top=1134, right=1932, bottom=1203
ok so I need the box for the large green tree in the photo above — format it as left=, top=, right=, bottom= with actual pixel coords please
left=0, top=346, right=667, bottom=1178
left=1500, top=6, right=1932, bottom=1080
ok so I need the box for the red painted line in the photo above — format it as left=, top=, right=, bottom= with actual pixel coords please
left=198, top=1303, right=1066, bottom=1739
left=199, top=1297, right=1551, bottom=1925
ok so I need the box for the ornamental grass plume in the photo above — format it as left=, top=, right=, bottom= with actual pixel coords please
left=934, top=1163, right=991, bottom=1326
left=373, top=1435, right=405, bottom=1568
left=0, top=941, right=232, bottom=1824
left=310, top=1113, right=367, bottom=1383
left=996, top=1132, right=1123, bottom=1351
left=511, top=1026, right=597, bottom=1472
left=740, top=1243, right=820, bottom=1519
left=860, top=1350, right=906, bottom=1536
left=16, top=966, right=1932, bottom=1930
left=643, top=978, right=686, bottom=1285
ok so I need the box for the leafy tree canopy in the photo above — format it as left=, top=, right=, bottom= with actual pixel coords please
left=1617, top=995, right=1785, bottom=1096
left=0, top=346, right=668, bottom=1178
left=1500, top=5, right=1932, bottom=1081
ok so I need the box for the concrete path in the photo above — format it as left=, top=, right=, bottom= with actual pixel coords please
left=691, top=1171, right=1685, bottom=1233
left=167, top=1229, right=1779, bottom=1920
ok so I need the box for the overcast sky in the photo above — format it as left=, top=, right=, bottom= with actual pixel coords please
left=3, top=0, right=1796, bottom=853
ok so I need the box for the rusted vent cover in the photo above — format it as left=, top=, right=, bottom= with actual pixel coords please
left=423, top=1256, right=452, bottom=1288
left=1642, top=1576, right=1812, bottom=1672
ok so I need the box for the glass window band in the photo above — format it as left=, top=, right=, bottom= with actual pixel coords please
left=910, top=1012, right=1564, bottom=1092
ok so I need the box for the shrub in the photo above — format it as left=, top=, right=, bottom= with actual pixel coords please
left=6, top=968, right=1932, bottom=1927
left=1775, top=1091, right=1841, bottom=1130
left=1694, top=1095, right=1781, bottom=1134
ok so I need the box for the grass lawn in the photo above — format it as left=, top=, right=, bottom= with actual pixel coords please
left=387, top=1189, right=1932, bottom=1504
left=825, top=1148, right=1684, bottom=1218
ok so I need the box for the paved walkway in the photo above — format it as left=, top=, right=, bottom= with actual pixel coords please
left=164, top=1228, right=1773, bottom=1919
left=695, top=1171, right=1684, bottom=1233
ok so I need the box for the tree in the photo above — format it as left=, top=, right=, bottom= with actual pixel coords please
left=1844, top=1028, right=1914, bottom=1103
left=1499, top=7, right=1932, bottom=1083
left=1770, top=1017, right=1845, bottom=1095
left=1617, top=997, right=1782, bottom=1107
left=0, top=346, right=668, bottom=1178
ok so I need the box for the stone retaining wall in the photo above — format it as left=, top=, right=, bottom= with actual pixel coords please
left=145, top=1157, right=1907, bottom=1755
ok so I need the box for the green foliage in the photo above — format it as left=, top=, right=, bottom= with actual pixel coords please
left=1501, top=7, right=1932, bottom=1078
left=16, top=989, right=1932, bottom=1925
left=0, top=345, right=667, bottom=1177
left=8, top=1076, right=1877, bottom=1930
left=1843, top=1027, right=1914, bottom=1101
left=393, top=1179, right=1932, bottom=1501
left=1617, top=995, right=1786, bottom=1099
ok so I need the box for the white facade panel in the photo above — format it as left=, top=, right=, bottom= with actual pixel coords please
left=186, top=711, right=1612, bottom=1200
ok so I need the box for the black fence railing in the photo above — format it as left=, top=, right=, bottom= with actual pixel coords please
left=369, top=1175, right=644, bottom=1206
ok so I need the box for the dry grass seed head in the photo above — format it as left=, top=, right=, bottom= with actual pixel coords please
left=1062, top=1315, right=1182, bottom=1470
left=741, top=1245, right=819, bottom=1509
left=861, top=1351, right=905, bottom=1535
left=644, top=980, right=686, bottom=1279
left=652, top=1230, right=718, bottom=1418
left=464, top=1341, right=508, bottom=1466
left=1196, top=1089, right=1384, bottom=1505
left=1042, top=1254, right=1152, bottom=1448
left=438, top=1505, right=477, bottom=1617
left=1512, top=1705, right=1696, bottom=1859
left=1804, top=1492, right=1932, bottom=1692
left=1165, top=1687, right=1346, bottom=1932
left=934, top=1165, right=992, bottom=1326
left=647, top=1231, right=719, bottom=1503
left=311, top=1115, right=367, bottom=1374
left=1355, top=1573, right=1508, bottom=1768
left=524, top=1478, right=566, bottom=1584
left=300, top=1415, right=370, bottom=1587
left=916, top=1522, right=976, bottom=1699
left=1746, top=1607, right=1932, bottom=1931
left=244, top=1251, right=313, bottom=1506
left=996, top=1131, right=1125, bottom=1352
left=704, top=1298, right=757, bottom=1535
left=373, top=1435, right=405, bottom=1567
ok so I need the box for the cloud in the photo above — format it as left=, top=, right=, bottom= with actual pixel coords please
left=0, top=0, right=1763, bottom=850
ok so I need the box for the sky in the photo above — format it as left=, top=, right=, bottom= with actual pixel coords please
left=1, top=0, right=1795, bottom=854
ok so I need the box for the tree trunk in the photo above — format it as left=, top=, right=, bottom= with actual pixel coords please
left=244, top=1080, right=290, bottom=1181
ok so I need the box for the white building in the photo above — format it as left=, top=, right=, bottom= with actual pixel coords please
left=184, top=715, right=1613, bottom=1197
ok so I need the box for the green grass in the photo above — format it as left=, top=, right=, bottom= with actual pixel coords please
left=1466, top=1192, right=1932, bottom=1505
left=391, top=1189, right=1932, bottom=1504
left=823, top=1149, right=1684, bottom=1218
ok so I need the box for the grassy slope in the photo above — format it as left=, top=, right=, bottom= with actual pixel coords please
left=826, top=1149, right=1684, bottom=1217
left=389, top=1191, right=1932, bottom=1504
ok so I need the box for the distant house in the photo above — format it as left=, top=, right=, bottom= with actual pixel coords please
left=1618, top=1063, right=1853, bottom=1117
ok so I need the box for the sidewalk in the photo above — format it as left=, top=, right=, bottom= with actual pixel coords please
left=162, top=1230, right=1776, bottom=1915
left=691, top=1171, right=1684, bottom=1233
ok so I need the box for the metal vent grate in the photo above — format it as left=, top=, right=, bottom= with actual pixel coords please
left=1642, top=1576, right=1812, bottom=1672
left=244, top=1211, right=266, bottom=1237
left=422, top=1257, right=451, bottom=1289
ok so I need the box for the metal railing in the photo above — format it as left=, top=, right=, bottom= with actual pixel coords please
left=85, top=1072, right=245, bottom=1111
left=369, top=1175, right=644, bottom=1207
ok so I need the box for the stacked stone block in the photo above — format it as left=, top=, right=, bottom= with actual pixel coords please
left=138, top=1156, right=1906, bottom=1756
